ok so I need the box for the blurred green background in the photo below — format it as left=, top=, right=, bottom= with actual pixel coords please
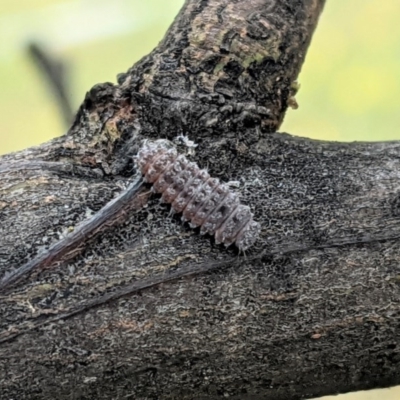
left=1, top=0, right=400, bottom=156
left=0, top=1, right=399, bottom=399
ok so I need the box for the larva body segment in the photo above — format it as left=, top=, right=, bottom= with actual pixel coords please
left=136, top=139, right=260, bottom=251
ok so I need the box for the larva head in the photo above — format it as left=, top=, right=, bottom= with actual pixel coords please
left=215, top=205, right=252, bottom=246
left=235, top=220, right=261, bottom=251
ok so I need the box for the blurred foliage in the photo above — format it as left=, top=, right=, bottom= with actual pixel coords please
left=0, top=1, right=399, bottom=399
left=0, top=0, right=183, bottom=154
left=283, top=0, right=400, bottom=142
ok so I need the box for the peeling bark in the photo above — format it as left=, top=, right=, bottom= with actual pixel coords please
left=2, top=1, right=400, bottom=399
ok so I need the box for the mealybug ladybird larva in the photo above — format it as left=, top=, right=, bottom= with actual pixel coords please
left=136, top=139, right=260, bottom=251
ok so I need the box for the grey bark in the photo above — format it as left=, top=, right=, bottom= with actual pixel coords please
left=2, top=0, right=400, bottom=399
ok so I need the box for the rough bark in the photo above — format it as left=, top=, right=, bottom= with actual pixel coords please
left=2, top=0, right=399, bottom=399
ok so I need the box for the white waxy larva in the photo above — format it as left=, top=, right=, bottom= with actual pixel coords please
left=136, top=139, right=260, bottom=251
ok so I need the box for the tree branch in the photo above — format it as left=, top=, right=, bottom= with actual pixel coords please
left=2, top=1, right=399, bottom=400
left=28, top=42, right=75, bottom=126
